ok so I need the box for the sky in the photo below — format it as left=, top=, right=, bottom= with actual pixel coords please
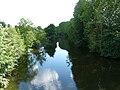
left=0, top=0, right=78, bottom=28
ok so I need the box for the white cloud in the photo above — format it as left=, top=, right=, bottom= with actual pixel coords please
left=0, top=0, right=78, bottom=28
left=31, top=69, right=62, bottom=90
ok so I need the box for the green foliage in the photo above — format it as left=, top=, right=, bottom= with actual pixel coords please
left=16, top=18, right=46, bottom=48
left=99, top=0, right=120, bottom=58
left=0, top=28, right=25, bottom=89
left=85, top=0, right=120, bottom=58
left=0, top=18, right=46, bottom=89
left=44, top=24, right=57, bottom=57
left=0, top=21, right=6, bottom=28
left=16, top=18, right=35, bottom=48
left=18, top=18, right=34, bottom=27
left=56, top=21, right=76, bottom=46
left=56, top=18, right=88, bottom=47
left=44, top=24, right=56, bottom=42
left=69, top=0, right=120, bottom=58
left=56, top=0, right=120, bottom=58
left=101, top=30, right=120, bottom=58
left=35, top=27, right=46, bottom=45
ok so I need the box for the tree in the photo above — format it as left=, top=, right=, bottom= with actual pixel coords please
left=44, top=24, right=56, bottom=42
left=73, top=0, right=120, bottom=58
left=16, top=18, right=37, bottom=49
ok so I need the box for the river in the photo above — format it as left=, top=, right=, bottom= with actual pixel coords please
left=6, top=42, right=120, bottom=90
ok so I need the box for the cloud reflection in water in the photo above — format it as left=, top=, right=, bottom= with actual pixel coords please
left=31, top=69, right=62, bottom=90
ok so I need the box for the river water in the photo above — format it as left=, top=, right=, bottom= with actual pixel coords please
left=6, top=42, right=120, bottom=90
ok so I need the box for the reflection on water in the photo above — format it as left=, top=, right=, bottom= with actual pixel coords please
left=6, top=42, right=76, bottom=90
left=6, top=41, right=120, bottom=90
left=44, top=40, right=57, bottom=57
left=31, top=69, right=61, bottom=90
left=59, top=39, right=120, bottom=90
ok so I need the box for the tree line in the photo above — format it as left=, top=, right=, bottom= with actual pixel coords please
left=55, top=0, right=120, bottom=58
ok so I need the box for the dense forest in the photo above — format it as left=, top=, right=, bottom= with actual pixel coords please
left=56, top=0, right=120, bottom=58
left=0, top=0, right=120, bottom=89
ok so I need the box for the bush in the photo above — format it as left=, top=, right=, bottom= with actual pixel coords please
left=0, top=28, right=25, bottom=88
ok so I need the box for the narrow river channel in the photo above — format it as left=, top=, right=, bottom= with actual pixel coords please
left=6, top=42, right=76, bottom=90
left=6, top=42, right=120, bottom=90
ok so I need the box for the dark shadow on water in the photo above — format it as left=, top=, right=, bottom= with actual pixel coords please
left=59, top=38, right=120, bottom=90
left=44, top=41, right=57, bottom=57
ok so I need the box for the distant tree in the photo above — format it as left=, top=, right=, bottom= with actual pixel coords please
left=37, top=26, right=42, bottom=30
left=44, top=24, right=56, bottom=42
left=8, top=24, right=11, bottom=28
left=18, top=18, right=34, bottom=27
left=16, top=18, right=35, bottom=48
left=0, top=21, right=6, bottom=28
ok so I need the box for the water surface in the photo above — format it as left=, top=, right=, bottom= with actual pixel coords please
left=6, top=42, right=76, bottom=90
left=6, top=42, right=120, bottom=90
